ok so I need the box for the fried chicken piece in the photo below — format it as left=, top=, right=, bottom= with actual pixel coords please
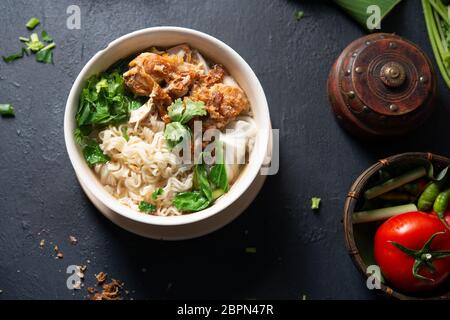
left=202, top=64, right=225, bottom=87
left=124, top=51, right=200, bottom=99
left=124, top=53, right=180, bottom=96
left=191, top=83, right=250, bottom=130
left=166, top=70, right=198, bottom=99
left=150, top=84, right=173, bottom=123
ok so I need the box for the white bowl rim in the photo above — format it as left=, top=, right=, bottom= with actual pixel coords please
left=64, top=26, right=271, bottom=227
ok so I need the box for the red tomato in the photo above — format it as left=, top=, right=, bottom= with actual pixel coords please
left=374, top=212, right=450, bottom=293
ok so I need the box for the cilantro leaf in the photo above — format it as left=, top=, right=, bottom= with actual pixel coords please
left=83, top=140, right=110, bottom=167
left=167, top=98, right=206, bottom=124
left=138, top=201, right=156, bottom=213
left=75, top=70, right=143, bottom=144
left=152, top=188, right=164, bottom=200
left=164, top=122, right=190, bottom=148
left=167, top=99, right=184, bottom=122
left=180, top=99, right=206, bottom=124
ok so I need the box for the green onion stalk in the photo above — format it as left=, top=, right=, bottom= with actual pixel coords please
left=423, top=0, right=450, bottom=88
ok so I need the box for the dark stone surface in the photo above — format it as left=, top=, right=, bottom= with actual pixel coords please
left=0, top=0, right=448, bottom=300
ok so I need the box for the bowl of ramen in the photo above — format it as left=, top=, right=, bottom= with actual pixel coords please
left=64, top=27, right=272, bottom=239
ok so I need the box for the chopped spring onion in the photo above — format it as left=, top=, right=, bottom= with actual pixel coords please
left=311, top=197, right=321, bottom=210
left=423, top=0, right=450, bottom=88
left=2, top=49, right=27, bottom=63
left=353, top=204, right=418, bottom=224
left=294, top=10, right=305, bottom=21
left=41, top=30, right=53, bottom=43
left=26, top=17, right=40, bottom=30
left=245, top=247, right=257, bottom=254
left=364, top=167, right=427, bottom=200
left=36, top=43, right=55, bottom=64
left=0, top=104, right=15, bottom=117
left=26, top=33, right=45, bottom=52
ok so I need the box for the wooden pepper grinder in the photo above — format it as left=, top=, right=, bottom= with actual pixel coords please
left=328, top=33, right=437, bottom=139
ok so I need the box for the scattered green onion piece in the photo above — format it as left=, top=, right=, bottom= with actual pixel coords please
left=2, top=49, right=25, bottom=63
left=294, top=10, right=304, bottom=21
left=26, top=33, right=45, bottom=52
left=422, top=0, right=450, bottom=88
left=26, top=17, right=40, bottom=30
left=0, top=104, right=15, bottom=117
left=36, top=43, right=56, bottom=64
left=311, top=197, right=321, bottom=210
left=41, top=30, right=53, bottom=43
left=19, top=36, right=29, bottom=42
left=245, top=247, right=257, bottom=254
left=364, top=167, right=427, bottom=200
left=352, top=204, right=418, bottom=224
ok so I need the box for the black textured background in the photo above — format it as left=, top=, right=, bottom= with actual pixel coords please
left=0, top=0, right=449, bottom=300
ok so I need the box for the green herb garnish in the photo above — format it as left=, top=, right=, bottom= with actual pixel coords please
left=139, top=201, right=157, bottom=213
left=245, top=247, right=257, bottom=254
left=75, top=69, right=143, bottom=164
left=76, top=71, right=140, bottom=128
left=2, top=49, right=27, bottom=63
left=36, top=43, right=55, bottom=64
left=173, top=191, right=210, bottom=212
left=193, top=153, right=213, bottom=201
left=423, top=0, right=450, bottom=88
left=26, top=17, right=40, bottom=30
left=173, top=148, right=229, bottom=212
left=83, top=140, right=110, bottom=167
left=294, top=10, right=304, bottom=21
left=0, top=104, right=15, bottom=117
left=311, top=197, right=321, bottom=210
left=26, top=33, right=45, bottom=52
left=152, top=188, right=164, bottom=200
left=122, top=127, right=129, bottom=141
left=209, top=141, right=229, bottom=192
left=164, top=122, right=190, bottom=148
left=164, top=99, right=206, bottom=148
left=41, top=30, right=53, bottom=43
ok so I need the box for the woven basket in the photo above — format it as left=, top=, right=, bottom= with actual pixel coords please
left=344, top=152, right=450, bottom=300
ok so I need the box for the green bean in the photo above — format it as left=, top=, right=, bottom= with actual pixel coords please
left=418, top=182, right=441, bottom=211
left=433, top=188, right=450, bottom=230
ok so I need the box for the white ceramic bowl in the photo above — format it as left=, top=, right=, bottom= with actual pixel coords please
left=64, top=27, right=271, bottom=239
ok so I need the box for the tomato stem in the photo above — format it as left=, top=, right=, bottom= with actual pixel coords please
left=389, top=232, right=450, bottom=282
